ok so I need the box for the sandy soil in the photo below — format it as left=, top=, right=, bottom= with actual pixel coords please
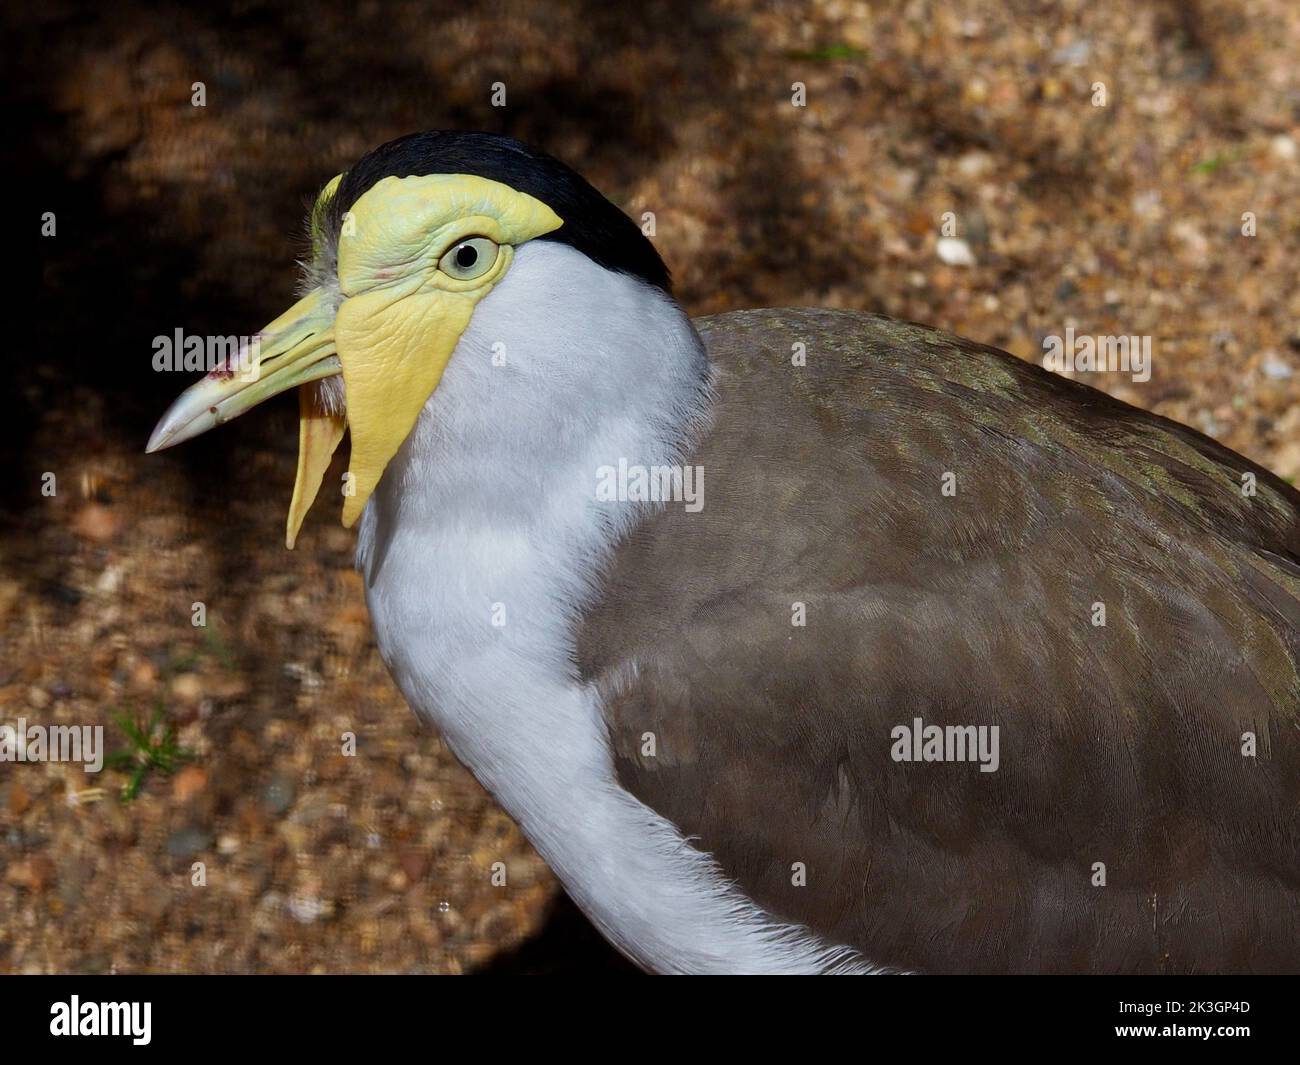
left=3, top=0, right=1298, bottom=972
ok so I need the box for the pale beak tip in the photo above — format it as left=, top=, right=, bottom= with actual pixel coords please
left=145, top=396, right=220, bottom=455
left=144, top=423, right=172, bottom=454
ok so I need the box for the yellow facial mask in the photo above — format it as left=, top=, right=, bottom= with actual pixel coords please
left=146, top=172, right=563, bottom=547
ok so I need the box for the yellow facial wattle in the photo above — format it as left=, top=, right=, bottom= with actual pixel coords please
left=146, top=171, right=563, bottom=549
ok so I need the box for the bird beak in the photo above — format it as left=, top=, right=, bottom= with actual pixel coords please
left=146, top=287, right=346, bottom=548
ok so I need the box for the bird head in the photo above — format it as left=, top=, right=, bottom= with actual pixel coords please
left=147, top=131, right=671, bottom=547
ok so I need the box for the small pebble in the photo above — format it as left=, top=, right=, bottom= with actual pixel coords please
left=1052, top=40, right=1091, bottom=66
left=72, top=504, right=118, bottom=543
left=936, top=237, right=976, bottom=267
left=262, top=773, right=296, bottom=816
left=171, top=673, right=203, bottom=703
left=171, top=765, right=208, bottom=803
left=288, top=892, right=325, bottom=924
left=165, top=826, right=214, bottom=859
left=8, top=781, right=31, bottom=816
left=1261, top=355, right=1292, bottom=380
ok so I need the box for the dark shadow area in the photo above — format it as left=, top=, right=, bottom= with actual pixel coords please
left=473, top=893, right=642, bottom=975
left=8, top=0, right=861, bottom=536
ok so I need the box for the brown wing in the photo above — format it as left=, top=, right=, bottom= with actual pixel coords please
left=576, top=309, right=1300, bottom=973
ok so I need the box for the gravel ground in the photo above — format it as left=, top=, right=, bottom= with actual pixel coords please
left=4, top=0, right=1298, bottom=973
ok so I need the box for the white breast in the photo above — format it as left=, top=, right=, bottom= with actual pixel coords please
left=355, top=242, right=875, bottom=973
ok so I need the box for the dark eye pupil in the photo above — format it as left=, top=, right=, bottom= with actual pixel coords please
left=455, top=244, right=478, bottom=269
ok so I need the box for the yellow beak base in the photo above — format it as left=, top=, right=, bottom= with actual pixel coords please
left=286, top=386, right=346, bottom=549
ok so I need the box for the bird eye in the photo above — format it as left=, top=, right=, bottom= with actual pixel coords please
left=438, top=236, right=499, bottom=280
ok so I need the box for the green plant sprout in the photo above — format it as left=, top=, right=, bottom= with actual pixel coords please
left=104, top=704, right=194, bottom=803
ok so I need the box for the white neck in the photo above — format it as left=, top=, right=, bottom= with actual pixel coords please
left=355, top=242, right=873, bottom=973
left=356, top=241, right=707, bottom=768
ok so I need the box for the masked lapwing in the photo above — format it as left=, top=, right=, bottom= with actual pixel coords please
left=148, top=130, right=1300, bottom=974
